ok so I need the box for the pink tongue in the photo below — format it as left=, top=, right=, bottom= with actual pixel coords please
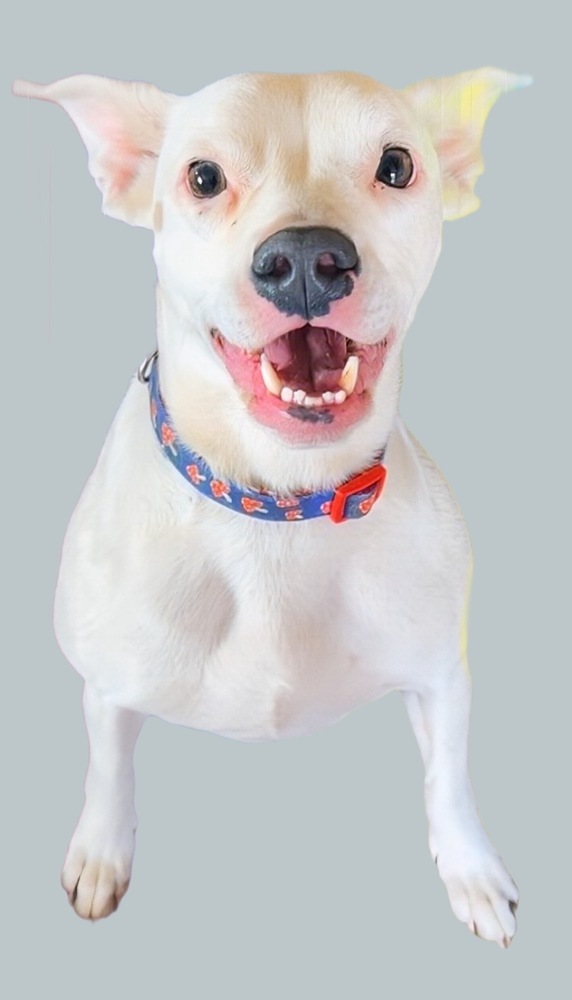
left=264, top=325, right=347, bottom=393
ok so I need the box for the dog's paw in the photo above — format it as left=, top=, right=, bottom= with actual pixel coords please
left=61, top=850, right=132, bottom=919
left=61, top=811, right=136, bottom=920
left=435, top=844, right=519, bottom=947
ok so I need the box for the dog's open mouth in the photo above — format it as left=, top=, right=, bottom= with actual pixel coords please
left=213, top=324, right=390, bottom=442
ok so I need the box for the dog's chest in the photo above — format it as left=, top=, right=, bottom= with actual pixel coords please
left=174, top=528, right=396, bottom=741
left=62, top=512, right=408, bottom=742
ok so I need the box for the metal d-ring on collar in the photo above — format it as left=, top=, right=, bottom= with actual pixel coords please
left=138, top=349, right=159, bottom=384
left=138, top=349, right=387, bottom=523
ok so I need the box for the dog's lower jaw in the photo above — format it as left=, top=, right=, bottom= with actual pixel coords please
left=157, top=343, right=401, bottom=495
left=212, top=326, right=393, bottom=447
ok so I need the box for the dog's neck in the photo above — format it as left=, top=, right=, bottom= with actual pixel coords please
left=155, top=286, right=402, bottom=494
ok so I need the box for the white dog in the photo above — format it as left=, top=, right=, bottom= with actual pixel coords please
left=14, top=67, right=529, bottom=945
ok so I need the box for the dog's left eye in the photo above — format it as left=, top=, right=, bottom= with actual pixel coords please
left=187, top=160, right=227, bottom=198
left=375, top=147, right=415, bottom=188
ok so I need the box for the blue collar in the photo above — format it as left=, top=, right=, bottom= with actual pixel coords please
left=141, top=351, right=387, bottom=523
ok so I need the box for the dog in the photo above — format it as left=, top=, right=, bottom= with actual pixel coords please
left=14, top=67, right=529, bottom=944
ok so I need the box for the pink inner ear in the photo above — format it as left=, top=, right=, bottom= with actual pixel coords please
left=84, top=108, right=142, bottom=193
left=438, top=131, right=479, bottom=185
left=103, top=144, right=140, bottom=193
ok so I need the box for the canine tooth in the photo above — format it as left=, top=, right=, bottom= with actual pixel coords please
left=322, top=391, right=335, bottom=404
left=339, top=355, right=359, bottom=395
left=334, top=390, right=347, bottom=404
left=260, top=353, right=283, bottom=396
left=280, top=386, right=294, bottom=403
left=293, top=389, right=306, bottom=404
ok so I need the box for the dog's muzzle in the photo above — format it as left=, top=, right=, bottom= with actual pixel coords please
left=251, top=226, right=360, bottom=320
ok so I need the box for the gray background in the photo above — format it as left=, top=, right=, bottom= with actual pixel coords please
left=4, top=1, right=569, bottom=996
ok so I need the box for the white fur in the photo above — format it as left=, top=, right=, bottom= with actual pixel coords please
left=14, top=68, right=527, bottom=943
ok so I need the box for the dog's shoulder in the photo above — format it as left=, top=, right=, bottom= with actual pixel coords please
left=383, top=418, right=472, bottom=578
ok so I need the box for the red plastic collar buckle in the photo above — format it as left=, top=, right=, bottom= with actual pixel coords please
left=329, top=464, right=387, bottom=524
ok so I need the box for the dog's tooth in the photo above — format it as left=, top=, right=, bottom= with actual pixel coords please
left=334, top=389, right=347, bottom=405
left=304, top=395, right=322, bottom=408
left=280, top=386, right=294, bottom=403
left=322, top=391, right=335, bottom=404
left=293, top=389, right=306, bottom=405
left=260, top=353, right=283, bottom=396
left=339, top=355, right=359, bottom=395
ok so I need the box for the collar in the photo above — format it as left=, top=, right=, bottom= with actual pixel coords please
left=139, top=350, right=387, bottom=524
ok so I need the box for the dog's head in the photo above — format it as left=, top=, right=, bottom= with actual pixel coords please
left=14, top=69, right=529, bottom=483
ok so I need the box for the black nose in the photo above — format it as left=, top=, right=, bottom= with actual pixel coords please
left=251, top=227, right=360, bottom=320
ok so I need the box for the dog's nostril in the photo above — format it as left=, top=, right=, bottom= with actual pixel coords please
left=316, top=253, right=340, bottom=279
left=272, top=255, right=292, bottom=279
left=252, top=249, right=292, bottom=279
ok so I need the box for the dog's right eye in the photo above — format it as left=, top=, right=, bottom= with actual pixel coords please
left=187, top=161, right=227, bottom=199
left=375, top=147, right=415, bottom=188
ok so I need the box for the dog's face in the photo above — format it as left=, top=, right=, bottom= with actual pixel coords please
left=153, top=73, right=442, bottom=443
left=14, top=68, right=528, bottom=451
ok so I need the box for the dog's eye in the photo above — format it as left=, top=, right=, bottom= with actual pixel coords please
left=187, top=160, right=227, bottom=198
left=375, top=147, right=415, bottom=188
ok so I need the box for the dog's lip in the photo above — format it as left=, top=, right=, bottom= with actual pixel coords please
left=212, top=324, right=390, bottom=399
left=211, top=324, right=372, bottom=399
left=210, top=324, right=365, bottom=373
left=210, top=324, right=391, bottom=442
left=211, top=322, right=353, bottom=350
left=210, top=324, right=386, bottom=360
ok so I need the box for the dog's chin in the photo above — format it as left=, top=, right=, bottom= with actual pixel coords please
left=211, top=324, right=392, bottom=446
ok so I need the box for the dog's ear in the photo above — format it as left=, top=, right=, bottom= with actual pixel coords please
left=402, top=67, right=531, bottom=220
left=13, top=74, right=176, bottom=228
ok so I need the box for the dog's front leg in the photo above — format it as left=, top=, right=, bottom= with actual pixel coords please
left=403, top=669, right=518, bottom=946
left=61, top=684, right=146, bottom=920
